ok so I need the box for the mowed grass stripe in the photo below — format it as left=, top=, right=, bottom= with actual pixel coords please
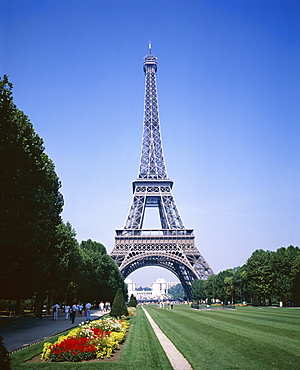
left=187, top=308, right=300, bottom=339
left=178, top=310, right=300, bottom=340
left=225, top=307, right=300, bottom=326
left=146, top=305, right=300, bottom=370
left=166, top=307, right=300, bottom=354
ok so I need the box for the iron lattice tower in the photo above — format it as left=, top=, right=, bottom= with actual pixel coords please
left=110, top=44, right=213, bottom=299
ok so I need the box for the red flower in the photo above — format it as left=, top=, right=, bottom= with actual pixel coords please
left=49, top=324, right=116, bottom=362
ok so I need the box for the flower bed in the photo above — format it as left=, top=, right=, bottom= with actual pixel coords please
left=41, top=318, right=129, bottom=362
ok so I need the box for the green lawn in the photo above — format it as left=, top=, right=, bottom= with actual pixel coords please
left=146, top=304, right=300, bottom=370
left=10, top=305, right=300, bottom=369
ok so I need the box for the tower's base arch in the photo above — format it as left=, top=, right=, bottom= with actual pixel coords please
left=110, top=229, right=213, bottom=300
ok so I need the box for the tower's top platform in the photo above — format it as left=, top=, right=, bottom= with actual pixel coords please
left=144, top=42, right=157, bottom=72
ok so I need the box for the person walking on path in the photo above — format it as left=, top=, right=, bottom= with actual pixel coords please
left=64, top=304, right=70, bottom=320
left=85, top=302, right=92, bottom=321
left=78, top=303, right=83, bottom=316
left=99, top=301, right=104, bottom=312
left=70, top=303, right=77, bottom=324
left=52, top=303, right=60, bottom=320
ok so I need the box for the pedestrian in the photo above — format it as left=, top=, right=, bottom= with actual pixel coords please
left=8, top=302, right=14, bottom=316
left=52, top=303, right=60, bottom=320
left=69, top=305, right=72, bottom=320
left=71, top=303, right=77, bottom=324
left=78, top=303, right=83, bottom=316
left=64, top=304, right=70, bottom=320
left=85, top=302, right=92, bottom=321
left=99, top=301, right=104, bottom=312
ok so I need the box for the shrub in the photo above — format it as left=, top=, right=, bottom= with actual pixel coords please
left=110, top=288, right=128, bottom=318
left=128, top=294, right=137, bottom=307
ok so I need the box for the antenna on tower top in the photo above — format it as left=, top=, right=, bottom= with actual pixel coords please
left=148, top=41, right=152, bottom=55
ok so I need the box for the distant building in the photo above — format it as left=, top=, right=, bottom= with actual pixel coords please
left=125, top=277, right=179, bottom=301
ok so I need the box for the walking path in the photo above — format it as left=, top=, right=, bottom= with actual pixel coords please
left=141, top=306, right=192, bottom=370
left=0, top=309, right=104, bottom=352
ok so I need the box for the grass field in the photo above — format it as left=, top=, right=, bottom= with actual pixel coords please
left=146, top=304, right=300, bottom=370
left=10, top=305, right=300, bottom=369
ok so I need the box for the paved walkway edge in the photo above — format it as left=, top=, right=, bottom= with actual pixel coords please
left=6, top=310, right=106, bottom=353
left=141, top=306, right=192, bottom=370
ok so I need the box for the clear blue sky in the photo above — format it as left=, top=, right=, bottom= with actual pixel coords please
left=1, top=0, right=299, bottom=286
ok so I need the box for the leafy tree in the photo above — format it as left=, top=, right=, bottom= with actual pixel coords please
left=203, top=267, right=248, bottom=304
left=292, top=253, right=300, bottom=306
left=272, top=246, right=300, bottom=305
left=204, top=274, right=216, bottom=303
left=0, top=75, right=63, bottom=303
left=192, top=280, right=206, bottom=302
left=110, top=288, right=128, bottom=318
left=79, top=240, right=125, bottom=303
left=201, top=247, right=300, bottom=307
left=224, top=276, right=235, bottom=304
left=49, top=222, right=84, bottom=303
left=232, top=266, right=248, bottom=303
left=169, top=283, right=185, bottom=300
left=245, top=249, right=275, bottom=305
left=80, top=239, right=107, bottom=256
left=223, top=267, right=246, bottom=304
left=212, top=269, right=235, bottom=303
left=96, top=254, right=127, bottom=302
left=79, top=239, right=107, bottom=301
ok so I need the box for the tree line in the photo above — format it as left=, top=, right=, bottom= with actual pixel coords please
left=192, top=245, right=300, bottom=306
left=0, top=75, right=125, bottom=316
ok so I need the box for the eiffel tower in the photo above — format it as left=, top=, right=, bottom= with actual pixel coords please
left=110, top=43, right=213, bottom=299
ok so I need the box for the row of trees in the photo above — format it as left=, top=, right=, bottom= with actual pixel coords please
left=192, top=246, right=300, bottom=306
left=168, top=283, right=185, bottom=300
left=0, top=75, right=125, bottom=316
left=49, top=231, right=126, bottom=305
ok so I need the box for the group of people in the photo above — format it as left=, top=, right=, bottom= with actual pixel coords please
left=52, top=302, right=92, bottom=323
left=98, top=301, right=110, bottom=312
left=157, top=300, right=174, bottom=309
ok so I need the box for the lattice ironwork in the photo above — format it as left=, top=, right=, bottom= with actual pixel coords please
left=111, top=44, right=213, bottom=299
left=138, top=48, right=167, bottom=180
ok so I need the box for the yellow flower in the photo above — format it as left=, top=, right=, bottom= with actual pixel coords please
left=41, top=342, right=52, bottom=362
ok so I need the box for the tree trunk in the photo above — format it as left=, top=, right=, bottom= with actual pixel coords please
left=15, top=298, right=21, bottom=315
left=34, top=291, right=44, bottom=319
left=46, top=290, right=53, bottom=315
